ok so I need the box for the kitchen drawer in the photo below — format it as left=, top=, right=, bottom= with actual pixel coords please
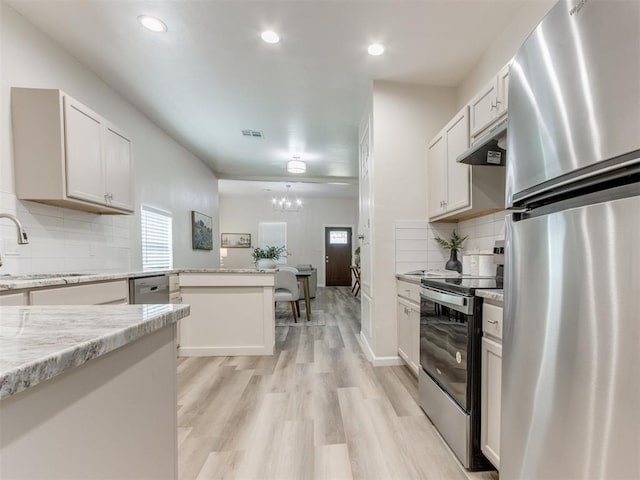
left=0, top=292, right=29, bottom=306
left=396, top=279, right=420, bottom=304
left=482, top=302, right=503, bottom=341
left=29, top=280, right=129, bottom=305
left=169, top=275, right=180, bottom=293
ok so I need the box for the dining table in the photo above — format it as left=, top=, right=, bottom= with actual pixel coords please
left=294, top=270, right=312, bottom=320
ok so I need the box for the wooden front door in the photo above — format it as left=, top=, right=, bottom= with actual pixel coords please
left=325, top=227, right=352, bottom=286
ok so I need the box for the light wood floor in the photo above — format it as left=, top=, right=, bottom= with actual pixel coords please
left=177, top=287, right=498, bottom=480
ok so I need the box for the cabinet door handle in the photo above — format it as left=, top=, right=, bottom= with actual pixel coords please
left=487, top=319, right=499, bottom=324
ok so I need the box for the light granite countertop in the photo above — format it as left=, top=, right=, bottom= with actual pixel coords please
left=0, top=268, right=273, bottom=292
left=395, top=273, right=424, bottom=285
left=0, top=303, right=190, bottom=400
left=476, top=289, right=504, bottom=304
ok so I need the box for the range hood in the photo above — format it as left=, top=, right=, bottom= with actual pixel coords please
left=457, top=117, right=507, bottom=166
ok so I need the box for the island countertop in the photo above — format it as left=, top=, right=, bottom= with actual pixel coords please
left=0, top=303, right=190, bottom=400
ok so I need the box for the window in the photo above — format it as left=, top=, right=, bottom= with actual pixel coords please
left=258, top=222, right=287, bottom=265
left=141, top=205, right=173, bottom=271
left=329, top=230, right=348, bottom=244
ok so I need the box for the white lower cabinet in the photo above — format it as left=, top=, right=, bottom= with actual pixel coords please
left=29, top=280, right=129, bottom=305
left=0, top=292, right=29, bottom=306
left=397, top=280, right=420, bottom=376
left=178, top=273, right=275, bottom=356
left=481, top=302, right=503, bottom=469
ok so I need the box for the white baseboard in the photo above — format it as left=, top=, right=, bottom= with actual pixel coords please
left=358, top=332, right=404, bottom=367
left=178, top=345, right=273, bottom=356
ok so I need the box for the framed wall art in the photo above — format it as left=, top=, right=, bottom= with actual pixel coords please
left=221, top=233, right=251, bottom=248
left=191, top=211, right=213, bottom=250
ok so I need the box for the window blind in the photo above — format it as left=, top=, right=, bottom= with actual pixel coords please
left=141, top=205, right=173, bottom=271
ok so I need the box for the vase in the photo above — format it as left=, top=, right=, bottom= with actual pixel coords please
left=445, top=250, right=462, bottom=273
left=256, top=258, right=277, bottom=269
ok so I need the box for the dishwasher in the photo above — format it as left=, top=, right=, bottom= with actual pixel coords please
left=129, top=275, right=170, bottom=304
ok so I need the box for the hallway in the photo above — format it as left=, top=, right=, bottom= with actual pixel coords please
left=177, top=287, right=497, bottom=479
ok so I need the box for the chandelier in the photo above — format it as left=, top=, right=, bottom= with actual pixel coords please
left=272, top=184, right=303, bottom=212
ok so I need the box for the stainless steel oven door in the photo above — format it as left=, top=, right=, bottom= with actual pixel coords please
left=420, top=287, right=474, bottom=411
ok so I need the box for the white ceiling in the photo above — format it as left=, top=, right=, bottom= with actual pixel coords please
left=7, top=0, right=528, bottom=191
left=219, top=179, right=358, bottom=199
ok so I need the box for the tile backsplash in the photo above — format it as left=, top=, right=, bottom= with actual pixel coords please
left=395, top=211, right=506, bottom=274
left=456, top=210, right=506, bottom=254
left=0, top=191, right=132, bottom=274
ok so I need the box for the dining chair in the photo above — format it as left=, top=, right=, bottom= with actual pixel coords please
left=278, top=266, right=302, bottom=315
left=274, top=269, right=300, bottom=322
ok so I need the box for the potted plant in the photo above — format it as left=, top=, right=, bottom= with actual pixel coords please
left=251, top=245, right=288, bottom=269
left=434, top=230, right=468, bottom=273
left=354, top=246, right=361, bottom=267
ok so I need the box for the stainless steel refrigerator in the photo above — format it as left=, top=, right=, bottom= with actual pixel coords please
left=503, top=0, right=640, bottom=478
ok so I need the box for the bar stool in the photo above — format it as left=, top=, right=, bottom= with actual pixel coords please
left=351, top=265, right=361, bottom=296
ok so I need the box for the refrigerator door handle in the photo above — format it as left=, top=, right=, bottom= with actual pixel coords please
left=506, top=206, right=529, bottom=213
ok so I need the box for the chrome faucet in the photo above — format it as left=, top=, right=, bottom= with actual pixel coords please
left=0, top=213, right=29, bottom=267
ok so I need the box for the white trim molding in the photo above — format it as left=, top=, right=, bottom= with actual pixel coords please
left=358, top=331, right=404, bottom=367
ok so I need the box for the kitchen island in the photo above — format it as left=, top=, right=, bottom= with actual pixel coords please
left=178, top=269, right=276, bottom=356
left=0, top=268, right=278, bottom=357
left=0, top=303, right=190, bottom=479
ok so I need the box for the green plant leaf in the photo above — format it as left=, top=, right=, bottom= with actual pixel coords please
left=251, top=245, right=289, bottom=261
left=434, top=230, right=468, bottom=251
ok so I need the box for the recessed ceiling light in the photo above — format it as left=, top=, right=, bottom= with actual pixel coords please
left=138, top=15, right=168, bottom=33
left=261, top=30, right=280, bottom=44
left=368, top=43, right=385, bottom=56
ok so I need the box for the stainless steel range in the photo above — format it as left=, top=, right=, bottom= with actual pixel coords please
left=418, top=272, right=502, bottom=470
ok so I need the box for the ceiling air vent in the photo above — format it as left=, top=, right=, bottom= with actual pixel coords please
left=241, top=129, right=264, bottom=138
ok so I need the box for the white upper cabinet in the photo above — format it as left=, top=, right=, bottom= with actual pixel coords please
left=427, top=106, right=472, bottom=220
left=469, top=61, right=511, bottom=139
left=427, top=61, right=512, bottom=222
left=427, top=132, right=446, bottom=218
left=11, top=88, right=134, bottom=214
left=469, top=77, right=499, bottom=138
left=444, top=109, right=471, bottom=213
left=497, top=62, right=510, bottom=116
left=103, top=124, right=134, bottom=211
left=64, top=96, right=108, bottom=206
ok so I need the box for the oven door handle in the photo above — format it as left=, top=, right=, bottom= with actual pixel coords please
left=420, top=288, right=468, bottom=307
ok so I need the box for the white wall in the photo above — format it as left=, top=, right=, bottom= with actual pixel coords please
left=363, top=81, right=458, bottom=361
left=219, top=194, right=358, bottom=285
left=0, top=4, right=219, bottom=274
left=456, top=0, right=555, bottom=108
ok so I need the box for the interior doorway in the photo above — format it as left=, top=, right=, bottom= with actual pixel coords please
left=325, top=227, right=353, bottom=286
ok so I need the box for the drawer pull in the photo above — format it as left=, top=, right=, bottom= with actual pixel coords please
left=487, top=319, right=498, bottom=324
